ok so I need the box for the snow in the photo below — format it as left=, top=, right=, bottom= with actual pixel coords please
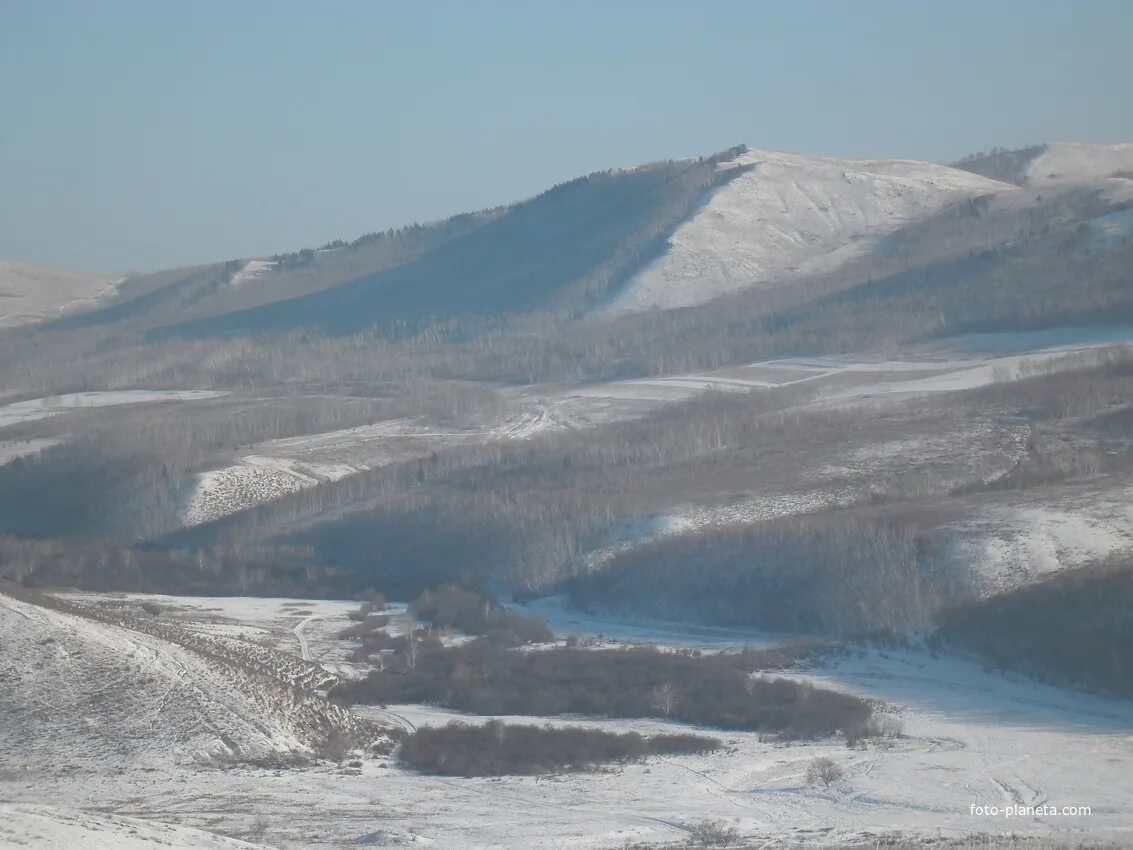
left=1024, top=142, right=1133, bottom=186
left=942, top=481, right=1133, bottom=593
left=181, top=406, right=566, bottom=526
left=601, top=147, right=1009, bottom=315
left=5, top=588, right=1133, bottom=848
left=0, top=261, right=122, bottom=328
left=229, top=259, right=276, bottom=288
left=178, top=337, right=1133, bottom=527
left=0, top=805, right=265, bottom=850
left=0, top=592, right=313, bottom=770
left=0, top=389, right=227, bottom=429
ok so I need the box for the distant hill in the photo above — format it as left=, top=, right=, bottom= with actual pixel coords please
left=0, top=261, right=121, bottom=328
left=156, top=148, right=748, bottom=338
left=953, top=142, right=1133, bottom=186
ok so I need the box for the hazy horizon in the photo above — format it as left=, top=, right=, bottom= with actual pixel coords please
left=3, top=0, right=1131, bottom=273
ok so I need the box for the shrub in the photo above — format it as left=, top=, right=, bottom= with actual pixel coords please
left=398, top=721, right=720, bottom=776
left=688, top=819, right=740, bottom=847
left=805, top=756, right=843, bottom=787
left=333, top=641, right=871, bottom=742
left=411, top=584, right=553, bottom=646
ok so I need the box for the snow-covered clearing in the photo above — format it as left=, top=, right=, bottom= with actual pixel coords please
left=601, top=147, right=1008, bottom=315
left=0, top=389, right=226, bottom=429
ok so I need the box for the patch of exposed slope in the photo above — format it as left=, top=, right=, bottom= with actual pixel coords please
left=0, top=261, right=122, bottom=327
left=1025, top=142, right=1133, bottom=185
left=601, top=148, right=1010, bottom=315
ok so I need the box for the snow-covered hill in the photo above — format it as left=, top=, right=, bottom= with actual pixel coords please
left=1024, top=141, right=1133, bottom=185
left=0, top=261, right=122, bottom=328
left=600, top=147, right=1009, bottom=315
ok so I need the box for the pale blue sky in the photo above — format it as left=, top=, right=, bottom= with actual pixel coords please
left=2, top=0, right=1130, bottom=272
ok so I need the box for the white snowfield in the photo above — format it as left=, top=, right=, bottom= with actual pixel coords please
left=601, top=147, right=1009, bottom=315
left=1024, top=141, right=1133, bottom=185
left=0, top=260, right=122, bottom=328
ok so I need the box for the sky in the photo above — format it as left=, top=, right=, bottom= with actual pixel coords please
left=2, top=0, right=1131, bottom=273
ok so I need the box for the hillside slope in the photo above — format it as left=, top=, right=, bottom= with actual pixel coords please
left=0, top=261, right=121, bottom=328
left=600, top=148, right=1008, bottom=315
left=157, top=150, right=749, bottom=338
left=955, top=142, right=1133, bottom=186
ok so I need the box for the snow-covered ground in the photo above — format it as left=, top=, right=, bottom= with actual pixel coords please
left=181, top=406, right=567, bottom=525
left=941, top=480, right=1133, bottom=593
left=0, top=805, right=266, bottom=850
left=0, top=389, right=227, bottom=429
left=4, top=589, right=1131, bottom=849
left=0, top=260, right=122, bottom=328
left=1024, top=142, right=1133, bottom=186
left=600, top=147, right=1009, bottom=315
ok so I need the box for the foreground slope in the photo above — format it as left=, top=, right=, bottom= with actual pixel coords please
left=600, top=147, right=1008, bottom=314
left=0, top=586, right=375, bottom=772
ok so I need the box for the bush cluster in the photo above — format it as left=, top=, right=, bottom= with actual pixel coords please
left=398, top=720, right=719, bottom=776
left=333, top=640, right=870, bottom=742
left=411, top=584, right=553, bottom=646
left=938, top=558, right=1133, bottom=697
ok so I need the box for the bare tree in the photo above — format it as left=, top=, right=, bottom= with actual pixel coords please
left=650, top=682, right=679, bottom=717
left=805, top=756, right=843, bottom=788
left=688, top=819, right=740, bottom=847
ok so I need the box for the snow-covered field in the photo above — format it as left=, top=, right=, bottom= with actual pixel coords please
left=0, top=389, right=227, bottom=429
left=600, top=147, right=1008, bottom=315
left=4, top=589, right=1131, bottom=849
